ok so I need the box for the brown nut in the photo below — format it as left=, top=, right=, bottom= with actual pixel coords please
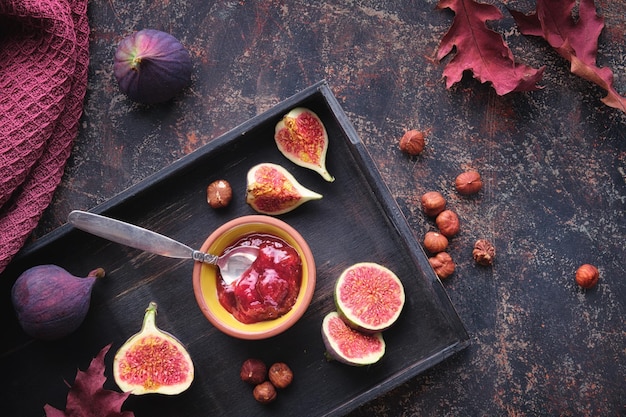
left=207, top=179, right=232, bottom=208
left=455, top=171, right=483, bottom=195
left=575, top=264, right=599, bottom=289
left=473, top=239, right=495, bottom=266
left=428, top=252, right=455, bottom=279
left=240, top=358, right=267, bottom=385
left=268, top=362, right=293, bottom=389
left=253, top=381, right=277, bottom=404
left=435, top=209, right=460, bottom=237
left=421, top=191, right=446, bottom=217
left=399, top=130, right=425, bottom=156
left=423, top=231, right=449, bottom=254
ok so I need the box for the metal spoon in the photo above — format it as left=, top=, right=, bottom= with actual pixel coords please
left=67, top=210, right=258, bottom=284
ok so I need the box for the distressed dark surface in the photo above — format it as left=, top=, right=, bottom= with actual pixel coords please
left=9, top=0, right=626, bottom=415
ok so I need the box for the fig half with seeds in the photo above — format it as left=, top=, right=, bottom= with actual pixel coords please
left=114, top=29, right=192, bottom=104
left=275, top=108, right=335, bottom=182
left=246, top=163, right=322, bottom=215
left=113, top=302, right=194, bottom=395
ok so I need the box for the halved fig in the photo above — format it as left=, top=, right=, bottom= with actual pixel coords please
left=334, top=262, right=405, bottom=333
left=274, top=107, right=334, bottom=182
left=113, top=302, right=194, bottom=395
left=246, top=163, right=322, bottom=215
left=321, top=311, right=385, bottom=366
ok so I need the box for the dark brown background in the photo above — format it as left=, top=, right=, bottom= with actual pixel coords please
left=14, top=0, right=626, bottom=415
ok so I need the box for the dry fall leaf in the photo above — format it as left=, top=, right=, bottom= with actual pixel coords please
left=44, top=344, right=134, bottom=417
left=510, top=0, right=626, bottom=113
left=436, top=0, right=544, bottom=95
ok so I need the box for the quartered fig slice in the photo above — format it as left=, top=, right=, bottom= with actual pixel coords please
left=321, top=311, right=385, bottom=366
left=335, top=262, right=405, bottom=333
left=246, top=163, right=322, bottom=215
left=113, top=302, right=194, bottom=395
left=274, top=107, right=335, bottom=182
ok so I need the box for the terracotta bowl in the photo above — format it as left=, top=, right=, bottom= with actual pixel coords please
left=192, top=215, right=316, bottom=340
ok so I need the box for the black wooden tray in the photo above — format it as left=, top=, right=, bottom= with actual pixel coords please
left=0, top=81, right=469, bottom=417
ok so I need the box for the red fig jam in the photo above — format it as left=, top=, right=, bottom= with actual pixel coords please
left=217, top=233, right=302, bottom=324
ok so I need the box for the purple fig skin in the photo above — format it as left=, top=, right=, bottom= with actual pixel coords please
left=11, top=265, right=105, bottom=340
left=113, top=29, right=192, bottom=104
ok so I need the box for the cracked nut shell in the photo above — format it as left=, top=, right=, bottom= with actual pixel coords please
left=473, top=239, right=496, bottom=266
left=207, top=179, right=232, bottom=208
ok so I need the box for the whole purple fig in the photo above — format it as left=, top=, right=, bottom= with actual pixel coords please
left=11, top=265, right=105, bottom=340
left=113, top=29, right=192, bottom=104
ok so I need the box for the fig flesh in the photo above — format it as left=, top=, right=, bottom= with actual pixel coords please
left=334, top=262, right=405, bottom=333
left=11, top=265, right=105, bottom=340
left=274, top=107, right=335, bottom=182
left=113, top=302, right=194, bottom=395
left=246, top=163, right=322, bottom=215
left=113, top=29, right=192, bottom=104
left=321, top=311, right=385, bottom=366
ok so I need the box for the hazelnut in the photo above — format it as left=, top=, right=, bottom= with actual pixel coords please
left=575, top=264, right=599, bottom=289
left=207, top=179, right=232, bottom=208
left=455, top=171, right=482, bottom=195
left=435, top=209, right=460, bottom=237
left=421, top=191, right=446, bottom=217
left=240, top=358, right=267, bottom=385
left=473, top=239, right=495, bottom=266
left=428, top=252, right=455, bottom=279
left=399, top=129, right=425, bottom=156
left=423, top=231, right=448, bottom=254
left=253, top=381, right=277, bottom=404
left=268, top=362, right=293, bottom=389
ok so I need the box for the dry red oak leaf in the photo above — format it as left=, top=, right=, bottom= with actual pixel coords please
left=44, top=344, right=134, bottom=417
left=510, top=0, right=626, bottom=113
left=436, top=0, right=544, bottom=95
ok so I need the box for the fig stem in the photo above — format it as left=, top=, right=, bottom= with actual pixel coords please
left=142, top=302, right=159, bottom=332
left=88, top=268, right=106, bottom=279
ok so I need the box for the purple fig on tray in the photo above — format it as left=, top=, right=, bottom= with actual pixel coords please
left=11, top=265, right=105, bottom=340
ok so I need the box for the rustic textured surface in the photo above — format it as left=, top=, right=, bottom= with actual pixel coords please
left=16, top=0, right=626, bottom=415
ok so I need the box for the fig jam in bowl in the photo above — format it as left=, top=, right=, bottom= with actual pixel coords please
left=192, top=215, right=316, bottom=339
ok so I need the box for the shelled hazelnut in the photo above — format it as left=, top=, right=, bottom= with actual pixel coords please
left=435, top=209, right=460, bottom=237
left=428, top=252, right=455, bottom=279
left=455, top=171, right=482, bottom=195
left=240, top=358, right=267, bottom=385
left=399, top=129, right=425, bottom=156
left=423, top=231, right=449, bottom=254
left=268, top=362, right=293, bottom=389
left=421, top=191, right=446, bottom=217
left=575, top=264, right=599, bottom=289
left=253, top=381, right=277, bottom=404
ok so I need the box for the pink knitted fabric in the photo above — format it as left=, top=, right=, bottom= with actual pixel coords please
left=0, top=0, right=89, bottom=273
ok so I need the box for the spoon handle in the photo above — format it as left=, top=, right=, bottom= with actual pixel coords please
left=68, top=210, right=195, bottom=260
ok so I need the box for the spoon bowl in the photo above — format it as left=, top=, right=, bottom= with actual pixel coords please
left=67, top=210, right=258, bottom=284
